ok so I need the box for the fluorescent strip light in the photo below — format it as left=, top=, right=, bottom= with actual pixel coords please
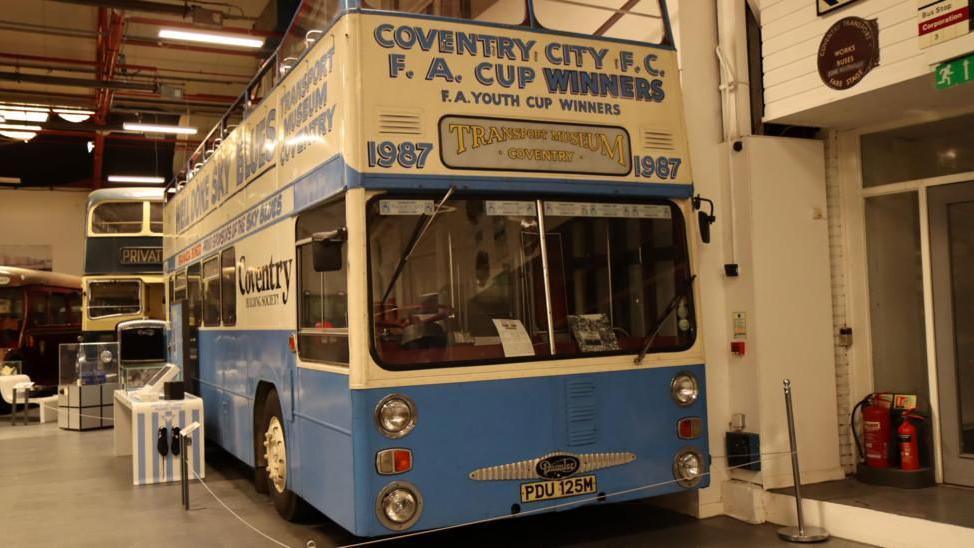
left=0, top=104, right=49, bottom=112
left=0, top=124, right=42, bottom=131
left=0, top=110, right=49, bottom=123
left=0, top=131, right=37, bottom=141
left=123, top=122, right=198, bottom=135
left=158, top=28, right=264, bottom=49
left=54, top=107, right=94, bottom=115
left=0, top=176, right=21, bottom=185
left=107, top=175, right=166, bottom=184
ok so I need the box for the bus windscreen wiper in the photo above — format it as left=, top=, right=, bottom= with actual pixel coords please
left=380, top=186, right=456, bottom=304
left=634, top=274, right=696, bottom=365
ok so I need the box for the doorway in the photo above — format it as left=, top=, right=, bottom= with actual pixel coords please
left=929, top=182, right=974, bottom=486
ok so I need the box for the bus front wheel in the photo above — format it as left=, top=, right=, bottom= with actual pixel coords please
left=258, top=390, right=310, bottom=521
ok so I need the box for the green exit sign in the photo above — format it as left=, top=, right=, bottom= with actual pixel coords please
left=936, top=54, right=974, bottom=90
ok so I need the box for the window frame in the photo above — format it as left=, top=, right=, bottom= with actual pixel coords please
left=86, top=279, right=144, bottom=319
left=365, top=192, right=696, bottom=372
left=221, top=248, right=237, bottom=326
left=201, top=256, right=222, bottom=327
left=88, top=201, right=151, bottom=236
left=295, top=198, right=349, bottom=367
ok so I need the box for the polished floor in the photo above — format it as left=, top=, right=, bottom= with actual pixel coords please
left=0, top=420, right=871, bottom=547
left=782, top=477, right=974, bottom=529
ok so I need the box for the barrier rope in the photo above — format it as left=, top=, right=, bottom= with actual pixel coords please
left=20, top=402, right=797, bottom=548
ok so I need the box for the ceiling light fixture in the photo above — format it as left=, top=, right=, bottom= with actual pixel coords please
left=0, top=130, right=37, bottom=142
left=107, top=175, right=167, bottom=184
left=0, top=110, right=49, bottom=123
left=123, top=122, right=198, bottom=135
left=158, top=28, right=264, bottom=49
left=0, top=176, right=21, bottom=185
left=54, top=108, right=94, bottom=123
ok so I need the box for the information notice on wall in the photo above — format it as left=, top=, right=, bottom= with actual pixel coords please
left=918, top=0, right=971, bottom=49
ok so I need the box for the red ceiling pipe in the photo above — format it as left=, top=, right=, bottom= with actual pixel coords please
left=91, top=131, right=106, bottom=189
left=95, top=9, right=125, bottom=124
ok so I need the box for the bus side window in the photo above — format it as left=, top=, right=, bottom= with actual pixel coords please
left=49, top=292, right=68, bottom=325
left=187, top=263, right=202, bottom=327
left=67, top=292, right=82, bottom=325
left=174, top=271, right=187, bottom=302
left=296, top=199, right=348, bottom=365
left=30, top=291, right=49, bottom=326
left=221, top=248, right=236, bottom=326
left=202, top=257, right=221, bottom=326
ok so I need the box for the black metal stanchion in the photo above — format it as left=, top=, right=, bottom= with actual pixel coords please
left=180, top=422, right=200, bottom=511
left=777, top=379, right=829, bottom=543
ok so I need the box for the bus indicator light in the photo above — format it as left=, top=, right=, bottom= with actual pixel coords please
left=677, top=417, right=702, bottom=440
left=376, top=449, right=413, bottom=475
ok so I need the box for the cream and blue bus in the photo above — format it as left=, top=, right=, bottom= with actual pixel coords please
left=164, top=0, right=708, bottom=536
left=83, top=188, right=166, bottom=341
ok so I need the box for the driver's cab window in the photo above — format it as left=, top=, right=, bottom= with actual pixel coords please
left=296, top=199, right=348, bottom=365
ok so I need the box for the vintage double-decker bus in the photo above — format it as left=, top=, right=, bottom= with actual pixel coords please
left=164, top=0, right=707, bottom=536
left=0, top=266, right=82, bottom=391
left=83, top=188, right=166, bottom=341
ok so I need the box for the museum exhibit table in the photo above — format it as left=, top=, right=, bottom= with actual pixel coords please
left=113, top=390, right=205, bottom=486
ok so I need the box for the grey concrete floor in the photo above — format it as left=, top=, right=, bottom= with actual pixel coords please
left=0, top=421, right=872, bottom=547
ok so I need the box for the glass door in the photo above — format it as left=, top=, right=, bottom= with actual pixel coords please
left=929, top=182, right=974, bottom=486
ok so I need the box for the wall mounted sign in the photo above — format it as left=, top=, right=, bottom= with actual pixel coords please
left=817, top=17, right=880, bottom=90
left=935, top=53, right=974, bottom=89
left=818, top=0, right=862, bottom=16
left=438, top=116, right=631, bottom=175
left=917, top=0, right=970, bottom=49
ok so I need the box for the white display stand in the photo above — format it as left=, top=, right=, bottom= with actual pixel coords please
left=113, top=390, right=205, bottom=486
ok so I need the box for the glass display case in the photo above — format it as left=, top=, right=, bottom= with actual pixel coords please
left=58, top=342, right=119, bottom=431
left=59, top=342, right=119, bottom=386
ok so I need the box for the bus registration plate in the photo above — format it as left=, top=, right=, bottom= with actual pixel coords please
left=520, top=475, right=597, bottom=503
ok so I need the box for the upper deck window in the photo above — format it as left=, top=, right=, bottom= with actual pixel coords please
left=150, top=202, right=163, bottom=234
left=362, top=0, right=527, bottom=25
left=91, top=202, right=144, bottom=234
left=534, top=0, right=667, bottom=44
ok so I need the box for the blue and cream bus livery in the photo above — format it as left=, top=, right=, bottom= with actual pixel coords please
left=164, top=0, right=709, bottom=537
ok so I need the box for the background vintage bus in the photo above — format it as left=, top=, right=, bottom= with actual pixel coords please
left=83, top=188, right=165, bottom=341
left=0, top=266, right=81, bottom=391
left=164, top=0, right=707, bottom=537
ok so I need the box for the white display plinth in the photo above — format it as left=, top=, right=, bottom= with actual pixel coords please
left=113, top=390, right=205, bottom=486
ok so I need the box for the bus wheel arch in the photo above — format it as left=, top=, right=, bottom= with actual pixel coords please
left=254, top=385, right=311, bottom=521
left=252, top=381, right=275, bottom=494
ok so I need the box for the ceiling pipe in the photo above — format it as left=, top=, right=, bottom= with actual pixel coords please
left=0, top=62, right=247, bottom=86
left=0, top=51, right=252, bottom=80
left=0, top=71, right=155, bottom=91
left=0, top=87, right=229, bottom=112
left=49, top=0, right=188, bottom=17
left=95, top=8, right=126, bottom=123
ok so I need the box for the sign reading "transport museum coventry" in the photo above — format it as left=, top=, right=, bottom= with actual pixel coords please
left=438, top=116, right=630, bottom=175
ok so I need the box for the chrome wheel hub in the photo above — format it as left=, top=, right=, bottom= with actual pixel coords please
left=263, top=416, right=287, bottom=494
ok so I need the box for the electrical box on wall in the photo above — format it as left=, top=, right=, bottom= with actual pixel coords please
left=726, top=431, right=761, bottom=471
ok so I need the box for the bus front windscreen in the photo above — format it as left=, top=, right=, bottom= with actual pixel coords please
left=0, top=287, right=24, bottom=348
left=88, top=280, right=141, bottom=318
left=368, top=195, right=695, bottom=369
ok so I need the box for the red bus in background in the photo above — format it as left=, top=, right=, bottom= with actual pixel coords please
left=0, top=266, right=82, bottom=395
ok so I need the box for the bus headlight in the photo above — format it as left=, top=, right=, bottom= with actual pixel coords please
left=375, top=394, right=417, bottom=439
left=670, top=372, right=699, bottom=406
left=376, top=481, right=423, bottom=530
left=673, top=448, right=705, bottom=488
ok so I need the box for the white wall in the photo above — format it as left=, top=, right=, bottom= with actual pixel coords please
left=755, top=0, right=974, bottom=125
left=0, top=188, right=88, bottom=275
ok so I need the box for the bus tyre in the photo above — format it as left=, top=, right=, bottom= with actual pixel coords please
left=259, top=390, right=310, bottom=521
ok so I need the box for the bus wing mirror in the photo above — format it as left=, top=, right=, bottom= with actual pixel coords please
left=692, top=194, right=715, bottom=245
left=312, top=228, right=346, bottom=272
left=698, top=211, right=712, bottom=244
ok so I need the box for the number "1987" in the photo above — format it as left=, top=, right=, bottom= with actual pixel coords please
left=633, top=155, right=682, bottom=179
left=367, top=141, right=433, bottom=169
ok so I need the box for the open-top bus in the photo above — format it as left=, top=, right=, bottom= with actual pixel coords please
left=83, top=188, right=166, bottom=341
left=164, top=0, right=707, bottom=536
left=0, top=266, right=82, bottom=391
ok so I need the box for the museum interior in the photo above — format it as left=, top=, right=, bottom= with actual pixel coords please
left=2, top=1, right=974, bottom=546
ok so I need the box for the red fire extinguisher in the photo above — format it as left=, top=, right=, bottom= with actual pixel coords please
left=852, top=394, right=892, bottom=468
left=898, top=412, right=923, bottom=470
